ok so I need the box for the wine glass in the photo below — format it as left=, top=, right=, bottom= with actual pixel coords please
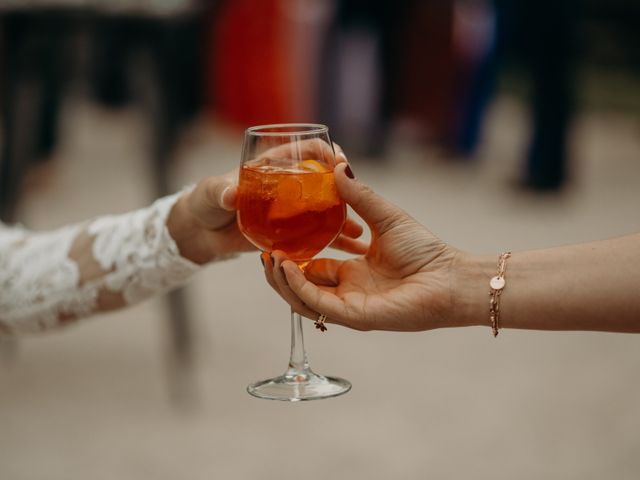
left=236, top=124, right=351, bottom=401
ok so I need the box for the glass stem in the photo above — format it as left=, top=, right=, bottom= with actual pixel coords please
left=286, top=308, right=310, bottom=379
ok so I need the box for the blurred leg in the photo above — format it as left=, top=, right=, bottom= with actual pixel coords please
left=141, top=17, right=204, bottom=406
left=0, top=13, right=38, bottom=222
left=0, top=13, right=44, bottom=367
left=524, top=0, right=576, bottom=190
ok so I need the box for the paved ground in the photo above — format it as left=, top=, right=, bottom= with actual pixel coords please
left=2, top=94, right=640, bottom=480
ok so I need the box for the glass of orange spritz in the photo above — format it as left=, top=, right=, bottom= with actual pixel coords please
left=237, top=124, right=351, bottom=401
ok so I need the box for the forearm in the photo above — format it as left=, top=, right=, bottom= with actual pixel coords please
left=455, top=234, right=640, bottom=333
left=0, top=193, right=200, bottom=336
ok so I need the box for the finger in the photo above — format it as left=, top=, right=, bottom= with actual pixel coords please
left=329, top=235, right=369, bottom=255
left=270, top=253, right=320, bottom=320
left=204, top=176, right=235, bottom=211
left=220, top=184, right=238, bottom=210
left=281, top=260, right=348, bottom=324
left=332, top=142, right=347, bottom=164
left=342, top=216, right=364, bottom=239
left=261, top=251, right=279, bottom=293
left=304, top=258, right=343, bottom=287
left=189, top=176, right=237, bottom=230
left=333, top=163, right=409, bottom=233
left=329, top=215, right=367, bottom=253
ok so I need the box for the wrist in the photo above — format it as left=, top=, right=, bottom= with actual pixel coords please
left=166, top=193, right=215, bottom=265
left=450, top=252, right=496, bottom=328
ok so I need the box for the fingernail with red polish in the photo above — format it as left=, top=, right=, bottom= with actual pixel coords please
left=344, top=165, right=355, bottom=179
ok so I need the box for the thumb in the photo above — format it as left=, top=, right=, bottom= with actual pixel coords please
left=205, top=177, right=235, bottom=212
left=188, top=176, right=237, bottom=230
left=333, top=163, right=409, bottom=233
left=219, top=184, right=237, bottom=211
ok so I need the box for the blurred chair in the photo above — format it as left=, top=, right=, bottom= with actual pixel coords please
left=0, top=2, right=210, bottom=405
left=0, top=9, right=76, bottom=370
left=0, top=9, right=72, bottom=221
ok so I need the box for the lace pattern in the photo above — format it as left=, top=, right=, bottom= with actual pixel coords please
left=0, top=193, right=200, bottom=336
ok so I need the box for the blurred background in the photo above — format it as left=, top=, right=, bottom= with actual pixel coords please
left=1, top=0, right=640, bottom=479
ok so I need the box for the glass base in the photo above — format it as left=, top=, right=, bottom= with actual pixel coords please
left=247, top=369, right=351, bottom=402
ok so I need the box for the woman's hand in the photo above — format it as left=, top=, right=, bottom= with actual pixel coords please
left=166, top=172, right=252, bottom=264
left=167, top=170, right=368, bottom=265
left=264, top=163, right=467, bottom=332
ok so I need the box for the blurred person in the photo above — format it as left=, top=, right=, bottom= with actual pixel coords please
left=265, top=162, right=640, bottom=334
left=495, top=0, right=576, bottom=190
left=453, top=0, right=498, bottom=156
left=0, top=170, right=366, bottom=336
left=319, top=0, right=402, bottom=157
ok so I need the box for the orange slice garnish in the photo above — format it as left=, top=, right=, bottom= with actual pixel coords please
left=300, top=159, right=329, bottom=173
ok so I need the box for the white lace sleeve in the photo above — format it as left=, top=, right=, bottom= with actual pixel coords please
left=0, top=193, right=200, bottom=336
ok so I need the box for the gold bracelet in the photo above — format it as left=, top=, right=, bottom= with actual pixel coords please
left=489, top=252, right=511, bottom=337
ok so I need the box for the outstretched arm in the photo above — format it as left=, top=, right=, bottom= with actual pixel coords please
left=0, top=174, right=250, bottom=336
left=266, top=163, right=640, bottom=334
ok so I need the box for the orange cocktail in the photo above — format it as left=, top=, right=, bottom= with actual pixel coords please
left=237, top=160, right=346, bottom=262
left=238, top=123, right=352, bottom=402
